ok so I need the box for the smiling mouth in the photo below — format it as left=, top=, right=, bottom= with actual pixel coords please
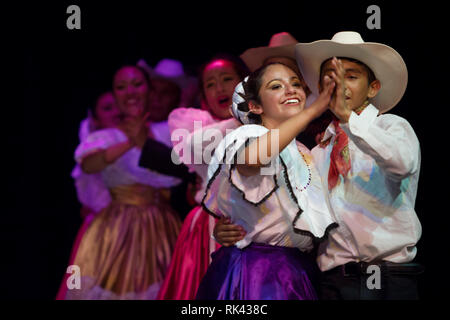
left=283, top=98, right=301, bottom=105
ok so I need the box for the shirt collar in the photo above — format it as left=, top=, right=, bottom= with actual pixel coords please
left=321, top=122, right=335, bottom=143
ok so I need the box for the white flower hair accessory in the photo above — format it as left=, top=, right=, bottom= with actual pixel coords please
left=231, top=76, right=254, bottom=124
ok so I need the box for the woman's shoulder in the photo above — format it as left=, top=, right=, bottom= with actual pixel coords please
left=226, top=124, right=267, bottom=139
left=216, top=124, right=268, bottom=155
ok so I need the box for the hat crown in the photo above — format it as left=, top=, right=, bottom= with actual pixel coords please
left=154, top=58, right=185, bottom=78
left=268, top=32, right=298, bottom=47
left=331, top=31, right=365, bottom=44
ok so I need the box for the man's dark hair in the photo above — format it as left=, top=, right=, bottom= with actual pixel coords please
left=319, top=57, right=377, bottom=85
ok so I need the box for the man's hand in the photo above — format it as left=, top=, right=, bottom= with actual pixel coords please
left=213, top=216, right=246, bottom=247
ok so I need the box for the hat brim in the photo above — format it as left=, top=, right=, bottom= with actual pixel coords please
left=240, top=44, right=296, bottom=72
left=295, top=41, right=408, bottom=113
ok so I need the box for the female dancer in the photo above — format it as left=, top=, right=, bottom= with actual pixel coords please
left=65, top=65, right=182, bottom=299
left=56, top=91, right=119, bottom=300
left=156, top=54, right=248, bottom=300
left=196, top=62, right=337, bottom=299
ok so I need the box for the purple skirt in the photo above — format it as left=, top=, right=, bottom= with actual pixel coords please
left=196, top=243, right=318, bottom=300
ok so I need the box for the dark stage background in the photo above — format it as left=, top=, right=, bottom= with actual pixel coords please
left=6, top=0, right=446, bottom=301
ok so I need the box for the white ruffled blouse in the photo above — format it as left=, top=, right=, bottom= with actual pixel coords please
left=74, top=127, right=181, bottom=189
left=202, top=124, right=338, bottom=251
left=168, top=108, right=240, bottom=203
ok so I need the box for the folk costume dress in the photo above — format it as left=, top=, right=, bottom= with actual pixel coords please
left=65, top=126, right=182, bottom=300
left=196, top=124, right=338, bottom=300
left=156, top=108, right=240, bottom=300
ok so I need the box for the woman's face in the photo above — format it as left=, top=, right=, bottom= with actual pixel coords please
left=94, top=92, right=121, bottom=129
left=113, top=66, right=149, bottom=117
left=202, top=59, right=241, bottom=119
left=252, top=64, right=307, bottom=127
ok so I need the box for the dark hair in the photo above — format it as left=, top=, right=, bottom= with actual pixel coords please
left=148, top=78, right=182, bottom=122
left=319, top=57, right=377, bottom=85
left=112, top=65, right=152, bottom=90
left=136, top=65, right=152, bottom=88
left=261, top=56, right=312, bottom=97
left=87, top=89, right=112, bottom=119
left=198, top=53, right=249, bottom=99
left=151, top=77, right=182, bottom=107
left=239, top=62, right=310, bottom=124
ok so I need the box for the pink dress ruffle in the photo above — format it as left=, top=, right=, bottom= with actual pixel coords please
left=157, top=206, right=219, bottom=299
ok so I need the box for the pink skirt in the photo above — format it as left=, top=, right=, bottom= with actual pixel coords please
left=157, top=206, right=220, bottom=300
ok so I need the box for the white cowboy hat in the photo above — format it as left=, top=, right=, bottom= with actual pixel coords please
left=137, top=58, right=197, bottom=89
left=295, top=31, right=408, bottom=113
left=240, top=32, right=298, bottom=72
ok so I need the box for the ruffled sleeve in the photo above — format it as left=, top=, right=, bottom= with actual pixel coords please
left=168, top=107, right=240, bottom=167
left=282, top=141, right=339, bottom=240
left=168, top=107, right=216, bottom=139
left=229, top=165, right=279, bottom=205
left=202, top=124, right=279, bottom=215
left=74, top=128, right=127, bottom=164
left=167, top=108, right=216, bottom=175
left=168, top=108, right=240, bottom=203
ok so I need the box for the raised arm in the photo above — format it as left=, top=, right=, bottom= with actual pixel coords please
left=80, top=112, right=149, bottom=174
left=237, top=76, right=335, bottom=176
left=81, top=140, right=135, bottom=174
left=342, top=113, right=420, bottom=179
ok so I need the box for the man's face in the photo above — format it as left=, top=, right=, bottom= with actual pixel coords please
left=320, top=58, right=379, bottom=110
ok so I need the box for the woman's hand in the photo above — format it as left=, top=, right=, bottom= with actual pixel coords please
left=308, top=74, right=335, bottom=119
left=328, top=57, right=352, bottom=122
left=213, top=216, right=246, bottom=247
